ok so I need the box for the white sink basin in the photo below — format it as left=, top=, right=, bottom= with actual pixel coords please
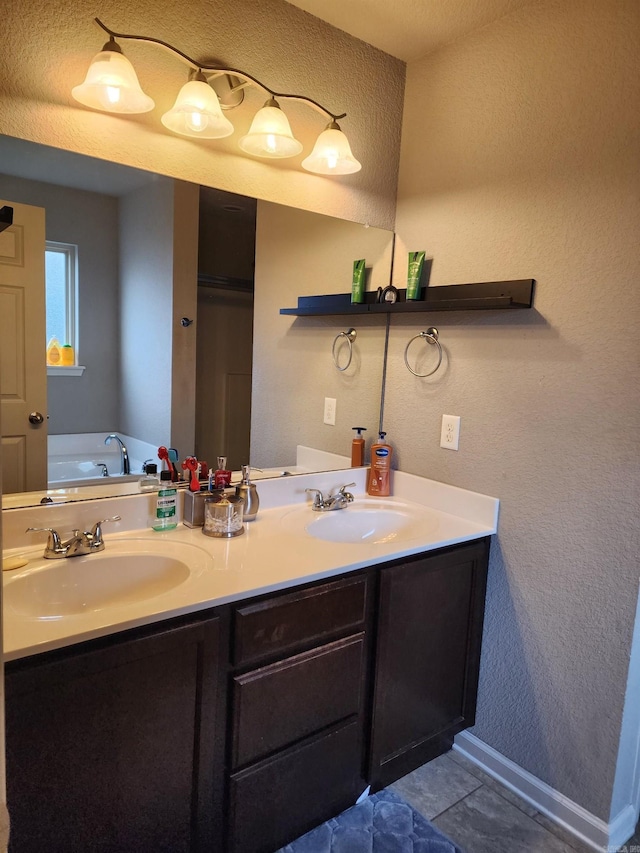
left=283, top=499, right=430, bottom=545
left=4, top=539, right=213, bottom=619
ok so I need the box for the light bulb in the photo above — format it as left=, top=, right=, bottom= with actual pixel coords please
left=186, top=111, right=206, bottom=132
left=104, top=85, right=121, bottom=106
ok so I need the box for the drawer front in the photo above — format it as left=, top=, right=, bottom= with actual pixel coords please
left=231, top=633, right=365, bottom=768
left=233, top=574, right=367, bottom=666
left=228, top=720, right=364, bottom=853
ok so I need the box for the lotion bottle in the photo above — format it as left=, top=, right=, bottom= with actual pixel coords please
left=367, top=431, right=393, bottom=497
left=351, top=427, right=367, bottom=467
left=46, top=337, right=62, bottom=366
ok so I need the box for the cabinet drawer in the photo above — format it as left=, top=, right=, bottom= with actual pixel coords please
left=228, top=720, right=364, bottom=853
left=231, top=633, right=365, bottom=768
left=233, top=574, right=367, bottom=666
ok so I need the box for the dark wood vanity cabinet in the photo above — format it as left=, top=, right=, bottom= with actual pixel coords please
left=5, top=612, right=228, bottom=853
left=226, top=573, right=374, bottom=853
left=368, top=538, right=490, bottom=789
left=4, top=538, right=490, bottom=853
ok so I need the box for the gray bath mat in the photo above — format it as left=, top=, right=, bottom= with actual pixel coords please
left=277, top=788, right=464, bottom=852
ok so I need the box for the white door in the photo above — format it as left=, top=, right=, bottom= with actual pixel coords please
left=0, top=199, right=47, bottom=493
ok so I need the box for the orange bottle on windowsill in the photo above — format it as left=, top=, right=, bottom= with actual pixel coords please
left=46, top=337, right=61, bottom=366
left=60, top=344, right=75, bottom=366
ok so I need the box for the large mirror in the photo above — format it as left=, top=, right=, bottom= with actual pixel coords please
left=0, top=135, right=394, bottom=508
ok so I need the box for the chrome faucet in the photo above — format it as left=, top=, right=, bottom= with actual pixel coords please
left=27, top=516, right=121, bottom=559
left=305, top=483, right=356, bottom=512
left=104, top=433, right=130, bottom=475
left=94, top=461, right=109, bottom=477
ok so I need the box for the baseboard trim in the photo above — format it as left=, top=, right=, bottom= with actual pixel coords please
left=454, top=731, right=637, bottom=852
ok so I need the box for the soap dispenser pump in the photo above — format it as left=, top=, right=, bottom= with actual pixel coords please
left=351, top=427, right=367, bottom=466
left=235, top=465, right=260, bottom=521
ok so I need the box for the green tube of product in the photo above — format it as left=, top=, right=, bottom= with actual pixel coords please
left=406, top=251, right=426, bottom=300
left=351, top=258, right=366, bottom=304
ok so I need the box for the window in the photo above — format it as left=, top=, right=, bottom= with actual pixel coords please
left=45, top=241, right=78, bottom=367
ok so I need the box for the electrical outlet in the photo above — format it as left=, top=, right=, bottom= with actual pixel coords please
left=440, top=414, right=460, bottom=450
left=323, top=397, right=337, bottom=426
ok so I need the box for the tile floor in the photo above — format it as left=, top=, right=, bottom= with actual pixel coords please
left=389, top=749, right=640, bottom=853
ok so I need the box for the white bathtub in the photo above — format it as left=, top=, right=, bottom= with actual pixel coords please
left=47, top=433, right=158, bottom=487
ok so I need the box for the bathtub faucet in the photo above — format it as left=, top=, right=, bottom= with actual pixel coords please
left=104, top=433, right=130, bottom=475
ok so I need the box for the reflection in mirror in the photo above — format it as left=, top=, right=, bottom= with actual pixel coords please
left=252, top=202, right=395, bottom=469
left=0, top=135, right=394, bottom=509
left=195, top=188, right=255, bottom=470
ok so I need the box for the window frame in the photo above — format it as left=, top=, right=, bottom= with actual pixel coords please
left=45, top=240, right=82, bottom=374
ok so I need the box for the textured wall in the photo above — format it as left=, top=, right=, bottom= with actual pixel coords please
left=0, top=174, right=120, bottom=434
left=392, top=0, right=640, bottom=820
left=0, top=0, right=404, bottom=229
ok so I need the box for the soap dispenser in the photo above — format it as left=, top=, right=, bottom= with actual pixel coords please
left=351, top=427, right=367, bottom=466
left=235, top=465, right=260, bottom=521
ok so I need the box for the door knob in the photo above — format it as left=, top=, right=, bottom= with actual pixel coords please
left=28, top=411, right=44, bottom=425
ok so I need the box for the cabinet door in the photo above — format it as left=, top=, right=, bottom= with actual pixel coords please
left=5, top=614, right=226, bottom=853
left=369, top=539, right=489, bottom=789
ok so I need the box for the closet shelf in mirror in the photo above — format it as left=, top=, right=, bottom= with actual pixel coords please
left=280, top=279, right=534, bottom=316
left=198, top=274, right=254, bottom=294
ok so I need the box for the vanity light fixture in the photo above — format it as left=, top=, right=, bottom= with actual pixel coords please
left=72, top=18, right=361, bottom=175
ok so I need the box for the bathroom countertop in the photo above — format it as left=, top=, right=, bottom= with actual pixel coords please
left=2, top=469, right=499, bottom=662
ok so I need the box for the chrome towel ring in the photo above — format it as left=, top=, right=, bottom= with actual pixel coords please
left=332, top=328, right=357, bottom=371
left=404, top=327, right=443, bottom=377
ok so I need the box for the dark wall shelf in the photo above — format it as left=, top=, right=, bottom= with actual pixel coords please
left=280, top=279, right=534, bottom=316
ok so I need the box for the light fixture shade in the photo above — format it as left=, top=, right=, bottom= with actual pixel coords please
left=72, top=42, right=154, bottom=114
left=302, top=122, right=361, bottom=175
left=239, top=98, right=303, bottom=159
left=161, top=79, right=234, bottom=138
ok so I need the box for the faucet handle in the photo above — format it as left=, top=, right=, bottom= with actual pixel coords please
left=26, top=526, right=62, bottom=554
left=335, top=483, right=356, bottom=502
left=89, top=515, right=121, bottom=543
left=305, top=488, right=325, bottom=508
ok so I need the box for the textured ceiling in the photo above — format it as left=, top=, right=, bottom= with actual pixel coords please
left=283, top=0, right=533, bottom=61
